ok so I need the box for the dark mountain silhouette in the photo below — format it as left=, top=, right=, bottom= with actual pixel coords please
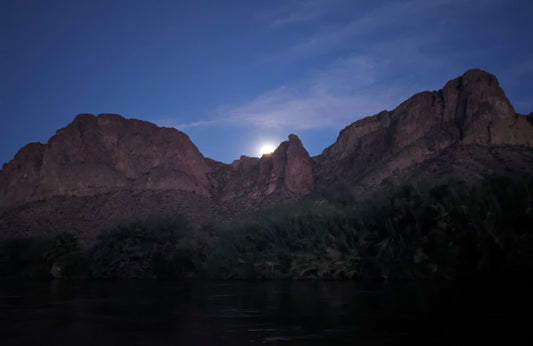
left=1, top=69, right=532, bottom=244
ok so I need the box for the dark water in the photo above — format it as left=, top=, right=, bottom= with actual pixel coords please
left=0, top=279, right=531, bottom=345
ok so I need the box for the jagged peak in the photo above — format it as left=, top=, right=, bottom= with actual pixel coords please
left=320, top=69, right=531, bottom=163
left=461, top=68, right=493, bottom=79
left=73, top=113, right=96, bottom=121
left=273, top=134, right=305, bottom=152
left=230, top=155, right=259, bottom=169
left=288, top=133, right=300, bottom=143
left=74, top=113, right=123, bottom=120
left=443, top=68, right=514, bottom=113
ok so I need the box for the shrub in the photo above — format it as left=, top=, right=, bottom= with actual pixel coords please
left=90, top=215, right=197, bottom=279
left=205, top=175, right=533, bottom=280
left=45, top=232, right=90, bottom=279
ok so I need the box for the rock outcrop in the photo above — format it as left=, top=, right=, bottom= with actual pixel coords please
left=0, top=113, right=211, bottom=211
left=1, top=69, right=532, bottom=242
left=284, top=134, right=315, bottom=195
left=317, top=69, right=533, bottom=189
left=207, top=134, right=314, bottom=215
left=441, top=69, right=532, bottom=145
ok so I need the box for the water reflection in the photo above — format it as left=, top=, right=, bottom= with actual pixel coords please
left=0, top=279, right=530, bottom=345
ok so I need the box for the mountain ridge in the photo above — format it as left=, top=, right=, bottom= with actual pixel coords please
left=1, top=69, right=532, bottom=243
left=314, top=69, right=533, bottom=191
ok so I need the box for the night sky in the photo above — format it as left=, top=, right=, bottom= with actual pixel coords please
left=1, top=0, right=532, bottom=166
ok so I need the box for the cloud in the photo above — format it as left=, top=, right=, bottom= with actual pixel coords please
left=270, top=11, right=318, bottom=27
left=178, top=0, right=477, bottom=133
left=175, top=119, right=223, bottom=130
left=176, top=53, right=421, bottom=132
left=282, top=0, right=485, bottom=59
left=257, top=0, right=347, bottom=27
left=217, top=87, right=381, bottom=130
left=177, top=92, right=382, bottom=132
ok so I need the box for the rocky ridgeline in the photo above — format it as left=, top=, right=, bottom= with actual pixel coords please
left=316, top=69, right=533, bottom=188
left=1, top=69, right=532, bottom=241
left=0, top=113, right=211, bottom=210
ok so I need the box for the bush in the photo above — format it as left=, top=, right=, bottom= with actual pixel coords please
left=45, top=232, right=90, bottom=279
left=205, top=176, right=533, bottom=280
left=205, top=206, right=362, bottom=279
left=90, top=215, right=198, bottom=279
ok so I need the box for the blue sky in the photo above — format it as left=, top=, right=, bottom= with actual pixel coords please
left=1, top=0, right=532, bottom=166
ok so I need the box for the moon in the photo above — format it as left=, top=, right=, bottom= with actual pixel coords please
left=258, top=144, right=276, bottom=156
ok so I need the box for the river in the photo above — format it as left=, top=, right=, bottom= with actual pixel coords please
left=0, top=279, right=530, bottom=345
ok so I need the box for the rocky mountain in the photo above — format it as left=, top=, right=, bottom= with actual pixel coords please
left=0, top=114, right=211, bottom=209
left=1, top=69, right=532, bottom=243
left=315, top=69, right=533, bottom=193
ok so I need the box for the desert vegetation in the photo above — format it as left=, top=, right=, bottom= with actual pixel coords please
left=204, top=175, right=533, bottom=280
left=1, top=175, right=532, bottom=280
left=90, top=215, right=205, bottom=279
left=0, top=215, right=209, bottom=280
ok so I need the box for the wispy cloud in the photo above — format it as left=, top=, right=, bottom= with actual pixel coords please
left=177, top=0, right=478, bottom=133
left=257, top=0, right=347, bottom=27
left=281, top=0, right=485, bottom=58
left=270, top=11, right=317, bottom=27
left=217, top=87, right=382, bottom=130
left=176, top=54, right=421, bottom=132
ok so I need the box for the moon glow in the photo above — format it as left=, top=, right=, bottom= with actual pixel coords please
left=258, top=144, right=275, bottom=156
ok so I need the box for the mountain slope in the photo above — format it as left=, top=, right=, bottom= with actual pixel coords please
left=0, top=113, right=211, bottom=210
left=1, top=69, right=532, bottom=243
left=315, top=69, right=533, bottom=192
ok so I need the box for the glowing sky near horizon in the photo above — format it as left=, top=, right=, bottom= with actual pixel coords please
left=1, top=0, right=532, bottom=166
left=258, top=143, right=276, bottom=157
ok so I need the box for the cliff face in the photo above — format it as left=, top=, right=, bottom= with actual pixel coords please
left=317, top=69, right=533, bottom=189
left=1, top=69, right=532, bottom=242
left=441, top=69, right=531, bottom=145
left=0, top=113, right=212, bottom=211
left=206, top=134, right=314, bottom=215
